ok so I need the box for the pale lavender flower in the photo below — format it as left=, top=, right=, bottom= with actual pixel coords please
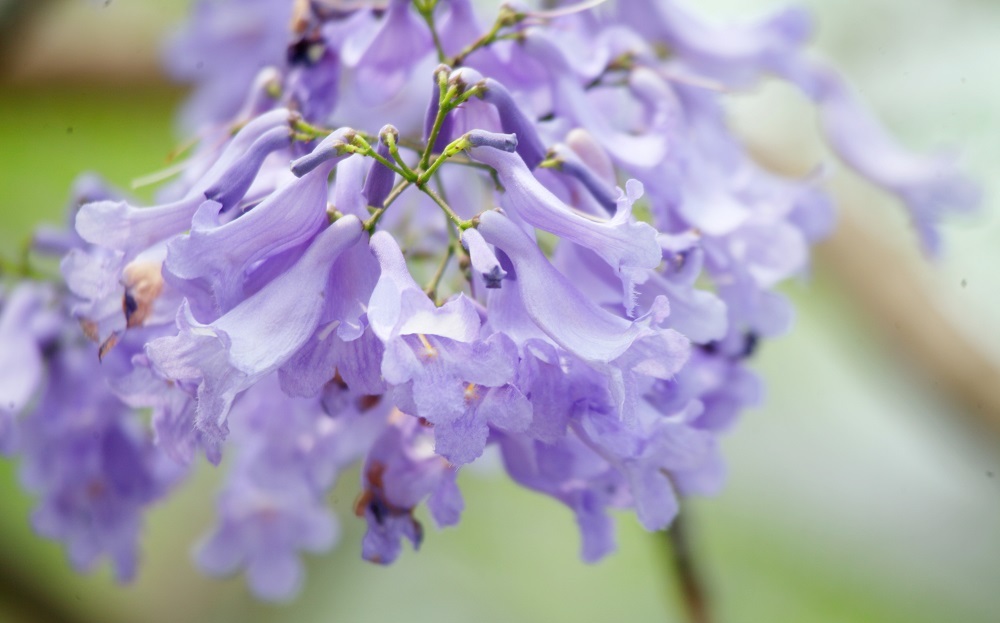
left=75, top=109, right=293, bottom=259
left=165, top=129, right=352, bottom=315
left=18, top=337, right=180, bottom=582
left=804, top=64, right=981, bottom=254
left=357, top=413, right=463, bottom=564
left=461, top=227, right=507, bottom=288
left=146, top=215, right=365, bottom=440
left=164, top=0, right=295, bottom=131
left=368, top=231, right=529, bottom=464
left=616, top=0, right=814, bottom=88
left=0, top=284, right=61, bottom=453
left=469, top=139, right=661, bottom=311
left=196, top=375, right=384, bottom=600
left=341, top=0, right=433, bottom=104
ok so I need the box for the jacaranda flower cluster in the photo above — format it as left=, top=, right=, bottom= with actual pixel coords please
left=0, top=0, right=978, bottom=600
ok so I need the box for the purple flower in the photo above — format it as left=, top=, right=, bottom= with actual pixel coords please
left=18, top=344, right=177, bottom=582
left=356, top=413, right=463, bottom=564
left=805, top=65, right=981, bottom=254
left=75, top=109, right=293, bottom=259
left=479, top=210, right=687, bottom=369
left=461, top=227, right=507, bottom=289
left=616, top=0, right=813, bottom=88
left=111, top=358, right=222, bottom=466
left=520, top=33, right=670, bottom=169
left=164, top=0, right=295, bottom=130
left=479, top=209, right=689, bottom=423
left=368, top=231, right=529, bottom=464
left=448, top=67, right=548, bottom=168
left=146, top=216, right=365, bottom=440
left=469, top=140, right=661, bottom=311
left=165, top=128, right=354, bottom=314
left=0, top=284, right=60, bottom=436
left=496, top=429, right=621, bottom=563
left=341, top=0, right=433, bottom=105
left=196, top=375, right=384, bottom=600
left=363, top=127, right=400, bottom=208
left=9, top=0, right=980, bottom=596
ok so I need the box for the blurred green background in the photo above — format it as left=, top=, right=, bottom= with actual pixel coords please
left=1, top=1, right=999, bottom=622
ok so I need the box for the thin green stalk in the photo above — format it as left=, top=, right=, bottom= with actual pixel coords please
left=447, top=5, right=523, bottom=67
left=416, top=0, right=447, bottom=63
left=424, top=243, right=455, bottom=299
left=418, top=135, right=469, bottom=185
left=346, top=137, right=414, bottom=182
left=421, top=185, right=472, bottom=230
left=363, top=180, right=412, bottom=232
left=420, top=80, right=456, bottom=170
left=291, top=117, right=333, bottom=140
left=452, top=83, right=485, bottom=106
left=383, top=130, right=418, bottom=180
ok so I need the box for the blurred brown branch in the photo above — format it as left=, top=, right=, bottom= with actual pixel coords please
left=816, top=213, right=1000, bottom=438
left=749, top=134, right=1000, bottom=439
left=0, top=0, right=54, bottom=70
left=1, top=0, right=172, bottom=87
left=0, top=556, right=94, bottom=623
left=664, top=510, right=712, bottom=623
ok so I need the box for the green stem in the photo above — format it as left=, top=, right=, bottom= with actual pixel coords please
left=421, top=185, right=472, bottom=230
left=416, top=0, right=447, bottom=63
left=420, top=79, right=456, bottom=170
left=452, top=83, right=485, bottom=106
left=383, top=130, right=418, bottom=180
left=424, top=242, right=455, bottom=299
left=347, top=137, right=414, bottom=181
left=418, top=135, right=472, bottom=186
left=291, top=117, right=333, bottom=140
left=446, top=5, right=523, bottom=67
left=363, top=180, right=412, bottom=232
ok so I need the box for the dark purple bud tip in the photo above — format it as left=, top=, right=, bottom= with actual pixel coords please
left=461, top=227, right=507, bottom=289
left=291, top=128, right=355, bottom=177
left=466, top=130, right=518, bottom=153
left=483, top=266, right=505, bottom=289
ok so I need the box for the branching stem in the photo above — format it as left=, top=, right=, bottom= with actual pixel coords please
left=447, top=5, right=524, bottom=67
left=424, top=242, right=455, bottom=300
left=347, top=136, right=414, bottom=181
left=383, top=130, right=418, bottom=180
left=415, top=0, right=447, bottom=63
left=421, top=79, right=456, bottom=170
left=363, top=180, right=412, bottom=232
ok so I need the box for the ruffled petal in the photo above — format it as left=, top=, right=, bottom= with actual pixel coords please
left=479, top=210, right=680, bottom=364
left=469, top=144, right=660, bottom=309
left=147, top=217, right=364, bottom=438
